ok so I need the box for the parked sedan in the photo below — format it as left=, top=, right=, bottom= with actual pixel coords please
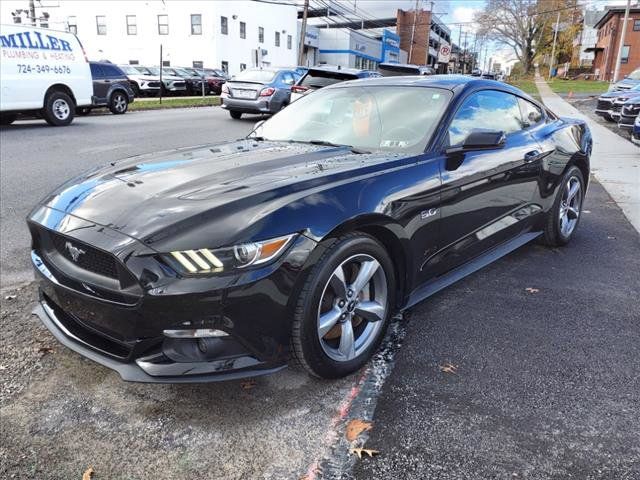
left=290, top=66, right=380, bottom=103
left=28, top=76, right=591, bottom=383
left=77, top=62, right=135, bottom=115
left=162, top=67, right=206, bottom=96
left=617, top=97, right=640, bottom=130
left=221, top=68, right=301, bottom=119
left=595, top=84, right=640, bottom=121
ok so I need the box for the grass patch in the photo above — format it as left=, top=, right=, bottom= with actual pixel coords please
left=507, top=78, right=542, bottom=102
left=129, top=96, right=220, bottom=111
left=547, top=79, right=609, bottom=95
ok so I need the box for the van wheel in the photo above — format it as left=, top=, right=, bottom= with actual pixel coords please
left=0, top=114, right=17, bottom=125
left=109, top=92, right=129, bottom=114
left=229, top=111, right=242, bottom=119
left=43, top=91, right=75, bottom=126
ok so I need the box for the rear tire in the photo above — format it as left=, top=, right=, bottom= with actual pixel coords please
left=0, top=113, right=17, bottom=125
left=109, top=91, right=129, bottom=114
left=291, top=233, right=395, bottom=379
left=42, top=91, right=74, bottom=126
left=229, top=110, right=242, bottom=119
left=541, top=166, right=585, bottom=247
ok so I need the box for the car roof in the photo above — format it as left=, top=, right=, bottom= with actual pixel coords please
left=328, top=74, right=517, bottom=92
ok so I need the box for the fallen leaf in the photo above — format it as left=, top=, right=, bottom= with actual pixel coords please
left=583, top=210, right=591, bottom=214
left=4, top=295, right=16, bottom=300
left=0, top=365, right=7, bottom=370
left=240, top=380, right=256, bottom=390
left=345, top=419, right=373, bottom=441
left=525, top=287, right=539, bottom=294
left=349, top=447, right=379, bottom=459
left=38, top=346, right=54, bottom=354
left=607, top=236, right=616, bottom=240
left=439, top=363, right=458, bottom=374
left=82, top=467, right=94, bottom=480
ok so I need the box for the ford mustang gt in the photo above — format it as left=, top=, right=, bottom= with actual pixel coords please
left=29, top=76, right=592, bottom=382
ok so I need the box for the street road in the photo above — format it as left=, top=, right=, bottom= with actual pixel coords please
left=0, top=107, right=255, bottom=287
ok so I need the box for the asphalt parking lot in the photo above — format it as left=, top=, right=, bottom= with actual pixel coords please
left=1, top=107, right=639, bottom=479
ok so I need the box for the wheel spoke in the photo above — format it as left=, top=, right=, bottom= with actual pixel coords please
left=351, top=259, right=380, bottom=296
left=338, top=319, right=356, bottom=360
left=567, top=181, right=579, bottom=202
left=318, top=306, right=342, bottom=337
left=354, top=301, right=385, bottom=323
left=329, top=267, right=348, bottom=299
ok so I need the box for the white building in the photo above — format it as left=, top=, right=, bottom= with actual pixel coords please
left=317, top=28, right=402, bottom=70
left=0, top=0, right=299, bottom=75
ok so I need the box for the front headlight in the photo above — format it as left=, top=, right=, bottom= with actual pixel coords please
left=164, top=234, right=296, bottom=275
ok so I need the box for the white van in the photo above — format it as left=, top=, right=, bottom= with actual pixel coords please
left=0, top=24, right=92, bottom=126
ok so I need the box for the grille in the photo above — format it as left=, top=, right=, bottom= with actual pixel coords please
left=622, top=105, right=640, bottom=116
left=611, top=103, right=623, bottom=113
left=173, top=81, right=186, bottom=88
left=596, top=99, right=612, bottom=110
left=50, top=232, right=119, bottom=279
left=147, top=81, right=161, bottom=88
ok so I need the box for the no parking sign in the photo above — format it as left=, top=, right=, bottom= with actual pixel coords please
left=438, top=44, right=451, bottom=64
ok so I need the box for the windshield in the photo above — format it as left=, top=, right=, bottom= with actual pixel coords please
left=146, top=67, right=162, bottom=75
left=301, top=71, right=357, bottom=88
left=628, top=69, right=640, bottom=80
left=120, top=65, right=139, bottom=75
left=232, top=69, right=277, bottom=83
left=135, top=66, right=153, bottom=75
left=253, top=86, right=452, bottom=155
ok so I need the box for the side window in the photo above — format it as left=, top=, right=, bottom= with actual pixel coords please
left=448, top=90, right=524, bottom=147
left=518, top=97, right=543, bottom=127
left=282, top=72, right=295, bottom=85
left=90, top=64, right=104, bottom=78
left=103, top=65, right=121, bottom=77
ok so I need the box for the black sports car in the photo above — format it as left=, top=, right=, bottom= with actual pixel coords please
left=29, top=76, right=592, bottom=383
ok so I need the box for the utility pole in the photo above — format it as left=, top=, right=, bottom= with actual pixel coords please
left=457, top=26, right=462, bottom=73
left=424, top=1, right=434, bottom=67
left=612, top=0, right=631, bottom=82
left=408, top=0, right=419, bottom=63
left=298, top=0, right=309, bottom=66
left=29, top=0, right=36, bottom=25
left=462, top=31, right=468, bottom=74
left=548, top=11, right=560, bottom=80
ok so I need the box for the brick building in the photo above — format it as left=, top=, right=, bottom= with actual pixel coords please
left=590, top=6, right=640, bottom=81
left=396, top=8, right=450, bottom=70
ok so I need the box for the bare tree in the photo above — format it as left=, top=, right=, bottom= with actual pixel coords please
left=475, top=0, right=550, bottom=74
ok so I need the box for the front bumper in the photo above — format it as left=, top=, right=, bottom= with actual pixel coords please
left=28, top=216, right=318, bottom=383
left=221, top=96, right=277, bottom=114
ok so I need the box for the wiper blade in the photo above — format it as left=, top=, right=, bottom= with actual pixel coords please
left=305, top=140, right=370, bottom=154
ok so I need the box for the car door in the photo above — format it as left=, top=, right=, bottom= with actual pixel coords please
left=430, top=89, right=544, bottom=276
left=90, top=63, right=107, bottom=103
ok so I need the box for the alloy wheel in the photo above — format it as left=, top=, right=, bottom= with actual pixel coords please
left=113, top=94, right=127, bottom=113
left=52, top=99, right=70, bottom=120
left=559, top=176, right=582, bottom=237
left=317, top=254, right=387, bottom=362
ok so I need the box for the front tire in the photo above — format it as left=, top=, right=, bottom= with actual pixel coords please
left=291, top=233, right=395, bottom=379
left=229, top=110, right=242, bottom=119
left=42, top=91, right=74, bottom=126
left=109, top=91, right=129, bottom=114
left=541, top=166, right=585, bottom=246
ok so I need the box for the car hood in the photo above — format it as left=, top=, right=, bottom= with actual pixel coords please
left=39, top=140, right=408, bottom=252
left=129, top=74, right=160, bottom=82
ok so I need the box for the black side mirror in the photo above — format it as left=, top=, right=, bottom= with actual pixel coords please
left=446, top=130, right=506, bottom=154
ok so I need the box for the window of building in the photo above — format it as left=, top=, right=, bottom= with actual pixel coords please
left=126, top=15, right=137, bottom=35
left=221, top=61, right=229, bottom=73
left=259, top=26, right=264, bottom=43
left=221, top=16, right=228, bottom=35
left=162, top=60, right=171, bottom=67
left=158, top=15, right=169, bottom=35
left=275, top=31, right=280, bottom=47
left=13, top=15, right=21, bottom=24
left=634, top=20, right=640, bottom=32
left=40, top=19, right=49, bottom=28
left=240, top=63, right=247, bottom=71
left=621, top=45, right=630, bottom=64
left=96, top=15, right=106, bottom=35
left=191, top=14, right=202, bottom=35
left=240, top=21, right=246, bottom=39
left=66, top=16, right=77, bottom=34
left=287, top=34, right=292, bottom=49
left=193, top=60, right=204, bottom=69
left=129, top=60, right=139, bottom=65
left=355, top=56, right=362, bottom=69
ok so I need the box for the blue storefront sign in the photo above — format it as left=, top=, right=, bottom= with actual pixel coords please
left=381, top=29, right=400, bottom=63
